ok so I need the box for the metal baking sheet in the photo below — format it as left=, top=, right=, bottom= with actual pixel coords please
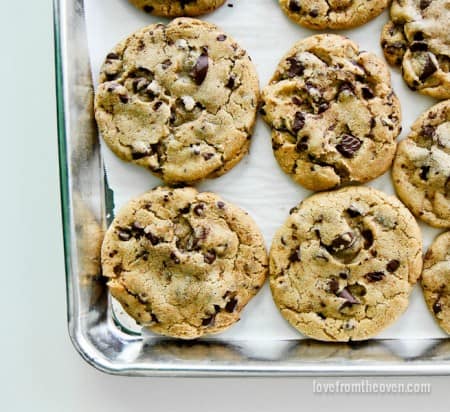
left=54, top=0, right=450, bottom=375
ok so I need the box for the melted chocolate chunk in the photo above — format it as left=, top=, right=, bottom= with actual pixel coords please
left=191, top=51, right=209, bottom=85
left=338, top=287, right=360, bottom=305
left=336, top=134, right=362, bottom=158
left=410, top=42, right=428, bottom=52
left=225, top=297, right=238, bottom=313
left=292, top=112, right=305, bottom=134
left=193, top=203, right=205, bottom=216
left=170, top=252, right=180, bottom=264
left=329, top=278, right=339, bottom=294
left=419, top=54, right=437, bottom=82
left=362, top=230, right=374, bottom=249
left=433, top=301, right=442, bottom=314
left=286, top=57, right=305, bottom=78
left=365, top=271, right=385, bottom=282
left=288, top=0, right=301, bottom=12
left=386, top=260, right=400, bottom=272
left=289, top=247, right=301, bottom=262
left=202, top=314, right=216, bottom=326
left=420, top=0, right=432, bottom=10
left=419, top=165, right=430, bottom=180
left=204, top=250, right=216, bottom=264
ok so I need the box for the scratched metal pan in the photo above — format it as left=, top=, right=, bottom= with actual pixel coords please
left=54, top=0, right=450, bottom=376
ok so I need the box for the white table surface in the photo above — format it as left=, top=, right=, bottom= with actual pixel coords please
left=4, top=1, right=449, bottom=410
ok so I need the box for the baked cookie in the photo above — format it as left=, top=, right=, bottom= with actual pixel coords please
left=270, top=186, right=423, bottom=342
left=101, top=187, right=268, bottom=339
left=279, top=0, right=389, bottom=30
left=129, top=0, right=226, bottom=17
left=392, top=100, right=450, bottom=228
left=95, top=18, right=259, bottom=185
left=381, top=0, right=450, bottom=99
left=422, top=231, right=450, bottom=334
left=261, top=34, right=401, bottom=191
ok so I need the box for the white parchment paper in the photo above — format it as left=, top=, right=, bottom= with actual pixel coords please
left=85, top=0, right=447, bottom=340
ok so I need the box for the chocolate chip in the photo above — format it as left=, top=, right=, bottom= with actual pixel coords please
left=309, top=9, right=319, bottom=17
left=361, top=87, right=374, bottom=99
left=153, top=101, right=163, bottom=111
left=365, top=271, right=385, bottom=282
left=422, top=125, right=435, bottom=139
left=288, top=0, right=301, bottom=12
left=336, top=134, right=362, bottom=158
left=420, top=0, right=432, bottom=9
left=339, top=273, right=348, bottom=280
left=133, top=221, right=145, bottom=230
left=170, top=252, right=180, bottom=264
left=193, top=203, right=205, bottom=216
left=410, top=42, right=428, bottom=52
left=287, top=57, right=304, bottom=78
left=329, top=232, right=355, bottom=253
left=296, top=138, right=308, bottom=152
left=225, top=297, right=238, bottom=313
left=146, top=232, right=160, bottom=246
left=151, top=313, right=159, bottom=323
left=289, top=247, right=301, bottom=262
left=226, top=75, right=236, bottom=89
left=118, top=229, right=131, bottom=241
left=338, top=287, right=360, bottom=304
left=317, top=102, right=329, bottom=114
left=106, top=52, right=119, bottom=60
left=133, top=77, right=149, bottom=92
left=419, top=165, right=430, bottom=180
left=217, top=201, right=225, bottom=209
left=216, top=34, right=227, bottom=41
left=202, top=152, right=214, bottom=161
left=292, top=96, right=302, bottom=106
left=346, top=206, right=361, bottom=217
left=339, top=81, right=354, bottom=94
left=292, top=112, right=305, bottom=134
left=179, top=205, right=191, bottom=214
left=161, top=59, right=172, bottom=70
left=202, top=314, right=215, bottom=326
left=132, top=151, right=148, bottom=160
left=386, top=259, right=400, bottom=272
left=329, top=278, right=339, bottom=294
left=433, top=301, right=442, bottom=314
left=419, top=54, right=437, bottom=82
left=191, top=51, right=209, bottom=85
left=204, top=250, right=216, bottom=264
left=414, top=32, right=425, bottom=41
left=143, top=5, right=154, bottom=13
left=119, top=94, right=129, bottom=104
left=113, top=264, right=123, bottom=275
left=362, top=230, right=374, bottom=249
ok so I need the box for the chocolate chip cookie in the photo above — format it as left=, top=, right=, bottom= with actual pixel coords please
left=279, top=0, right=389, bottom=30
left=261, top=34, right=401, bottom=191
left=101, top=187, right=268, bottom=339
left=381, top=0, right=450, bottom=99
left=422, top=231, right=450, bottom=334
left=129, top=0, right=226, bottom=17
left=270, top=186, right=423, bottom=342
left=95, top=18, right=259, bottom=185
left=392, top=100, right=450, bottom=228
